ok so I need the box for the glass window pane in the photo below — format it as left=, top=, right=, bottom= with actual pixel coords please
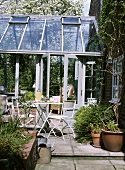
left=0, top=16, right=104, bottom=53
left=112, top=56, right=123, bottom=101
left=10, top=16, right=29, bottom=23
left=62, top=17, right=81, bottom=25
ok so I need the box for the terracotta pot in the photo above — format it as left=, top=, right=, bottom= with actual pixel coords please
left=91, top=132, right=102, bottom=148
left=102, top=129, right=124, bottom=152
left=24, top=130, right=38, bottom=138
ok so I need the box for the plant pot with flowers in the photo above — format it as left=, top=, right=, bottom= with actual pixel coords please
left=102, top=104, right=124, bottom=152
left=102, top=121, right=124, bottom=152
left=90, top=123, right=103, bottom=148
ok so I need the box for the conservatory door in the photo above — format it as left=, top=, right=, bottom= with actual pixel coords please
left=63, top=54, right=86, bottom=108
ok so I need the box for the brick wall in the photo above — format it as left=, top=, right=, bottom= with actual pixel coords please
left=103, top=64, right=112, bottom=101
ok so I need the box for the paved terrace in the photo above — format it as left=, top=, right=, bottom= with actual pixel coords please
left=35, top=128, right=125, bottom=170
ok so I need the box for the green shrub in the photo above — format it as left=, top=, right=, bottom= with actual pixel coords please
left=23, top=91, right=34, bottom=101
left=0, top=119, right=33, bottom=169
left=0, top=103, right=33, bottom=169
left=74, top=103, right=115, bottom=143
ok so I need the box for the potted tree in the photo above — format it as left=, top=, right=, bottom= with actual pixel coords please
left=102, top=104, right=124, bottom=152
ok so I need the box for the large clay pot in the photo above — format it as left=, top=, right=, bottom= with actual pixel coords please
left=91, top=132, right=102, bottom=148
left=102, top=129, right=124, bottom=152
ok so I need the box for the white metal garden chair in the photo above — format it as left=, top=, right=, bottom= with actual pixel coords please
left=47, top=100, right=76, bottom=141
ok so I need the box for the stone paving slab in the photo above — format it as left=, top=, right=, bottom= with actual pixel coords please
left=39, top=131, right=125, bottom=157
left=50, top=134, right=124, bottom=157
left=110, top=160, right=125, bottom=165
left=36, top=157, right=125, bottom=170
left=74, top=160, right=115, bottom=170
left=36, top=157, right=75, bottom=170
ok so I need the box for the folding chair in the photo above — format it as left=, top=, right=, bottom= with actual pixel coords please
left=47, top=100, right=76, bottom=141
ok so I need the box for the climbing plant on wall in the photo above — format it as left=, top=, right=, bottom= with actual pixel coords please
left=98, top=0, right=125, bottom=58
left=98, top=0, right=125, bottom=129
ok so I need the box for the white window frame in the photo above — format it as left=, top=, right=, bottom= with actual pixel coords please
left=112, top=55, right=124, bottom=103
left=85, top=61, right=97, bottom=104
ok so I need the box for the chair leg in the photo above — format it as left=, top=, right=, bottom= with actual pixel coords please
left=62, top=119, right=75, bottom=138
left=48, top=118, right=65, bottom=141
left=48, top=126, right=65, bottom=141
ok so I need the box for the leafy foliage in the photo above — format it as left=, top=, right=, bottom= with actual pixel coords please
left=0, top=0, right=84, bottom=15
left=104, top=120, right=118, bottom=132
left=98, top=0, right=125, bottom=129
left=98, top=0, right=125, bottom=58
left=0, top=97, right=36, bottom=169
left=74, top=103, right=115, bottom=142
left=0, top=117, right=33, bottom=169
left=23, top=91, right=35, bottom=101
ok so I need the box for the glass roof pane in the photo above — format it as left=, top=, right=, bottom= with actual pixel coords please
left=42, top=20, right=61, bottom=51
left=0, top=15, right=102, bottom=54
left=0, top=24, right=25, bottom=50
left=20, top=20, right=45, bottom=50
left=0, top=18, right=9, bottom=41
left=63, top=26, right=82, bottom=52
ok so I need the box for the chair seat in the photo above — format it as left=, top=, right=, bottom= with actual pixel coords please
left=19, top=113, right=35, bottom=118
left=48, top=113, right=75, bottom=141
left=48, top=115, right=68, bottom=119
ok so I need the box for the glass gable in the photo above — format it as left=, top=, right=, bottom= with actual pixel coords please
left=81, top=21, right=90, bottom=51
left=0, top=15, right=103, bottom=53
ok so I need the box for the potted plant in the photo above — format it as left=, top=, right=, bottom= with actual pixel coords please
left=101, top=104, right=124, bottom=152
left=90, top=123, right=103, bottom=148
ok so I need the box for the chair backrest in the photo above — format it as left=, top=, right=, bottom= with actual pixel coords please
left=63, top=100, right=76, bottom=109
left=62, top=100, right=76, bottom=117
left=12, top=97, right=19, bottom=114
left=62, top=100, right=76, bottom=127
left=0, top=95, right=8, bottom=113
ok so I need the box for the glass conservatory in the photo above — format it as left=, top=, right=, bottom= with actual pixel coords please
left=0, top=14, right=103, bottom=107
